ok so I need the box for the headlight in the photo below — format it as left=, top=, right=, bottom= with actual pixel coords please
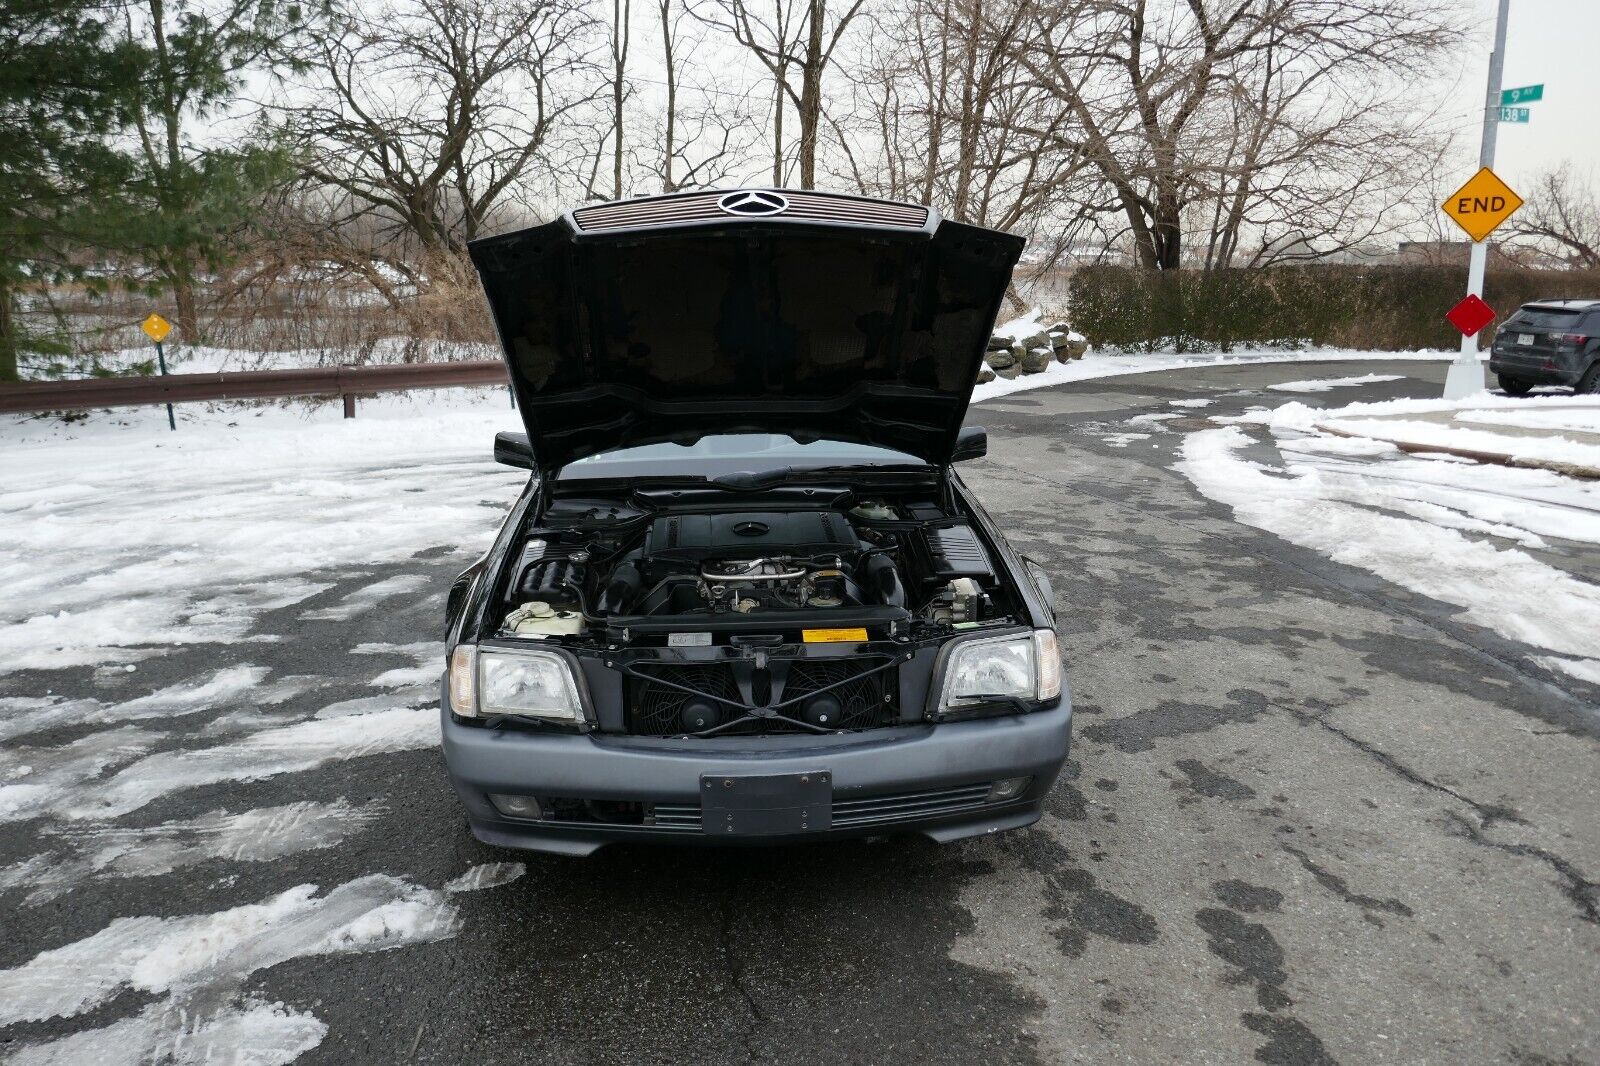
left=448, top=644, right=587, bottom=723
left=934, top=629, right=1060, bottom=717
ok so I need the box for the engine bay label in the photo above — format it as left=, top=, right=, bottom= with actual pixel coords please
left=667, top=631, right=713, bottom=647
left=801, top=627, right=869, bottom=644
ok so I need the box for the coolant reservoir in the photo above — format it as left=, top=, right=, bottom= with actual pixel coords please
left=850, top=500, right=898, bottom=521
left=504, top=601, right=585, bottom=638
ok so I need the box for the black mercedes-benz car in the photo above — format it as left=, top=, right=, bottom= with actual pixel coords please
left=1489, top=299, right=1600, bottom=395
left=440, top=188, right=1070, bottom=855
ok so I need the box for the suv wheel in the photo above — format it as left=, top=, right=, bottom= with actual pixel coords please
left=1497, top=374, right=1534, bottom=396
left=1578, top=366, right=1600, bottom=395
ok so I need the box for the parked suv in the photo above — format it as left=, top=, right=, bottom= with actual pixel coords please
left=1489, top=299, right=1600, bottom=395
left=439, top=188, right=1071, bottom=855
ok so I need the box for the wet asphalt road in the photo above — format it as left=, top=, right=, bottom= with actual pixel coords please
left=3, top=359, right=1597, bottom=1065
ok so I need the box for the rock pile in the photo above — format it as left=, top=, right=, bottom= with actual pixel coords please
left=979, top=321, right=1087, bottom=381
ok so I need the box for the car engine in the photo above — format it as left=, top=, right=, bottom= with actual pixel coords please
left=497, top=495, right=1015, bottom=642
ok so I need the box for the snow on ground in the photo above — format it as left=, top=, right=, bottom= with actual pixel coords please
left=1453, top=408, right=1600, bottom=435
left=970, top=345, right=1449, bottom=405
left=1317, top=418, right=1600, bottom=471
left=4, top=341, right=1591, bottom=1062
left=50, top=337, right=497, bottom=379
left=0, top=864, right=522, bottom=1065
left=1176, top=392, right=1600, bottom=684
left=0, top=798, right=386, bottom=905
left=0, top=385, right=534, bottom=1064
left=1266, top=373, right=1404, bottom=393
left=0, top=394, right=520, bottom=675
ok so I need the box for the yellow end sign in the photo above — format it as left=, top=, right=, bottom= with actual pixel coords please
left=802, top=627, right=869, bottom=644
left=141, top=313, right=172, bottom=343
left=1442, top=167, right=1523, bottom=243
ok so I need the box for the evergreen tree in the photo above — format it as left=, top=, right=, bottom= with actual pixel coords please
left=118, top=0, right=310, bottom=345
left=0, top=0, right=146, bottom=382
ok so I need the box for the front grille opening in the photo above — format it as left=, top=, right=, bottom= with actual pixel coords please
left=542, top=797, right=647, bottom=825
left=531, top=784, right=995, bottom=832
left=784, top=660, right=895, bottom=730
left=627, top=658, right=897, bottom=738
left=535, top=797, right=703, bottom=830
left=631, top=663, right=743, bottom=737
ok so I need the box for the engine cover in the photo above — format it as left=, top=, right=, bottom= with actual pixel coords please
left=643, top=511, right=857, bottom=564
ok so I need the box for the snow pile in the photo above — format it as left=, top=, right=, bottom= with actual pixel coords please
left=1320, top=418, right=1600, bottom=471
left=1177, top=425, right=1600, bottom=683
left=1453, top=408, right=1600, bottom=435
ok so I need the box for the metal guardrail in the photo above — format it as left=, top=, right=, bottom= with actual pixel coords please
left=0, top=360, right=510, bottom=418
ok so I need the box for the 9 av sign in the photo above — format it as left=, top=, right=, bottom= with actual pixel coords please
left=1441, top=167, right=1523, bottom=243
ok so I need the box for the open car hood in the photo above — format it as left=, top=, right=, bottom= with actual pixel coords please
left=468, top=188, right=1024, bottom=477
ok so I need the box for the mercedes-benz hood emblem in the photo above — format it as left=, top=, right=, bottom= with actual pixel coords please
left=717, top=190, right=790, bottom=217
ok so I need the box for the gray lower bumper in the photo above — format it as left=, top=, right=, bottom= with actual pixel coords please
left=441, top=702, right=1072, bottom=855
left=1488, top=353, right=1583, bottom=386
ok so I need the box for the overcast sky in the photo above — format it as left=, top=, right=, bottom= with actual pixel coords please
left=1445, top=0, right=1598, bottom=190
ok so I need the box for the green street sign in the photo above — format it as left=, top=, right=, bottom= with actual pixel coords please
left=1498, top=106, right=1530, bottom=123
left=1501, top=84, right=1543, bottom=105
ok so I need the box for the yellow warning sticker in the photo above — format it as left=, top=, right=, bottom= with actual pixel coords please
left=802, top=627, right=869, bottom=644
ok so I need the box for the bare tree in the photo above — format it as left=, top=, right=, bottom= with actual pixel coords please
left=1509, top=166, right=1600, bottom=270
left=286, top=0, right=600, bottom=270
left=659, top=0, right=681, bottom=190
left=693, top=0, right=866, bottom=187
left=609, top=0, right=632, bottom=199
left=1006, top=0, right=1456, bottom=270
left=843, top=0, right=1094, bottom=231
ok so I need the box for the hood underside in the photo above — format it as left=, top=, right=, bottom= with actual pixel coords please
left=468, top=189, right=1024, bottom=475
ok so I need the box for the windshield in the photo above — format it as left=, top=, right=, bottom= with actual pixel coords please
left=558, top=433, right=926, bottom=480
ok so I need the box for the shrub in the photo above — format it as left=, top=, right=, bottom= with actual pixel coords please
left=1067, top=265, right=1600, bottom=352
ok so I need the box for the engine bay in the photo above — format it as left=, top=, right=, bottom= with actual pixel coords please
left=495, top=488, right=1022, bottom=645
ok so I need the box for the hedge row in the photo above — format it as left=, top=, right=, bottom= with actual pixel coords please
left=1066, top=264, right=1600, bottom=352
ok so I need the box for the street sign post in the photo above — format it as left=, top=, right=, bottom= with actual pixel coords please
left=1442, top=0, right=1514, bottom=400
left=1497, top=106, right=1529, bottom=123
left=141, top=313, right=175, bottom=431
left=1500, top=83, right=1542, bottom=104
left=1442, top=167, right=1524, bottom=243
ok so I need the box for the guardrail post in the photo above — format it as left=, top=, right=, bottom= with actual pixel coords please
left=342, top=392, right=356, bottom=419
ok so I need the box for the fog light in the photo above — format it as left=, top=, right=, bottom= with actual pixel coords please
left=489, top=793, right=543, bottom=820
left=988, top=777, right=1032, bottom=803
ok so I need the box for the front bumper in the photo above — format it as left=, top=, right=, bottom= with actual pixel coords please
left=440, top=697, right=1072, bottom=855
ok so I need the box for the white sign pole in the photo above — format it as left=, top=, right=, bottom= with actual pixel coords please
left=1444, top=0, right=1511, bottom=399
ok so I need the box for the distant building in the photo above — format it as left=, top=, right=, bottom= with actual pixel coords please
left=1396, top=240, right=1520, bottom=269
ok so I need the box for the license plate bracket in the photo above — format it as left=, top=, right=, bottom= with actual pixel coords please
left=702, top=771, right=832, bottom=835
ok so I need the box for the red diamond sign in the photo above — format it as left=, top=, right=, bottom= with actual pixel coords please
left=1446, top=294, right=1496, bottom=337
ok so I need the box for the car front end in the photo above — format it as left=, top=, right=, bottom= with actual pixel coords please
left=440, top=187, right=1070, bottom=854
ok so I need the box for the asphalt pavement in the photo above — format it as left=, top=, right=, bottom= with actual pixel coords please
left=2, top=358, right=1596, bottom=1065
